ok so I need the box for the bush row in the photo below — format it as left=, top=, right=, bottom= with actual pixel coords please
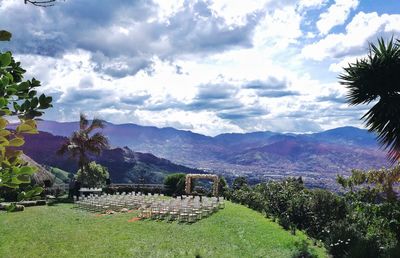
left=225, top=177, right=400, bottom=258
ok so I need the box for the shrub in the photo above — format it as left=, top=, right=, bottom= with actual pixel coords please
left=0, top=203, right=25, bottom=212
left=76, top=162, right=109, bottom=188
left=164, top=173, right=186, bottom=196
left=36, top=200, right=46, bottom=206
left=232, top=176, right=248, bottom=190
left=228, top=176, right=400, bottom=258
left=218, top=177, right=228, bottom=196
left=291, top=240, right=318, bottom=258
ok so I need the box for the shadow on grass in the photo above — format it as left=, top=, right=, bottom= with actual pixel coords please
left=291, top=240, right=318, bottom=258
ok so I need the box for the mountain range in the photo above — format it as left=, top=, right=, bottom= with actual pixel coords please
left=19, top=132, right=205, bottom=184
left=18, top=120, right=391, bottom=190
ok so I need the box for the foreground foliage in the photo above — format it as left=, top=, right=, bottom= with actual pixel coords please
left=340, top=38, right=400, bottom=162
left=0, top=202, right=326, bottom=258
left=0, top=48, right=52, bottom=200
left=227, top=174, right=400, bottom=258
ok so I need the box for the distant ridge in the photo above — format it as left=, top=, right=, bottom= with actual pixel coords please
left=17, top=120, right=389, bottom=190
left=20, top=131, right=205, bottom=184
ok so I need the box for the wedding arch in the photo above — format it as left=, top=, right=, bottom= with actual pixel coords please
left=185, top=174, right=219, bottom=196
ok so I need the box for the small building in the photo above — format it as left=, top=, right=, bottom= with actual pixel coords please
left=20, top=154, right=55, bottom=187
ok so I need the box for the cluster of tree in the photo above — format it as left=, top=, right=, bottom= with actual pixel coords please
left=225, top=173, right=400, bottom=258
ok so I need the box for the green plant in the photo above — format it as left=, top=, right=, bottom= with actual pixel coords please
left=232, top=176, right=248, bottom=190
left=76, top=162, right=109, bottom=188
left=340, top=37, right=400, bottom=162
left=164, top=173, right=186, bottom=195
left=218, top=176, right=228, bottom=196
left=0, top=45, right=52, bottom=199
left=337, top=166, right=400, bottom=202
left=228, top=175, right=400, bottom=258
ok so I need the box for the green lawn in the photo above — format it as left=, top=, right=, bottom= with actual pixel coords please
left=0, top=202, right=327, bottom=258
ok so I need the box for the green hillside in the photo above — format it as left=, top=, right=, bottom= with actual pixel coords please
left=0, top=202, right=327, bottom=258
left=49, top=167, right=70, bottom=184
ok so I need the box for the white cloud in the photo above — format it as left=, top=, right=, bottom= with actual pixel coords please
left=302, top=12, right=400, bottom=61
left=152, top=0, right=185, bottom=23
left=316, top=0, right=359, bottom=35
left=208, top=0, right=268, bottom=26
left=3, top=0, right=396, bottom=135
left=253, top=6, right=303, bottom=47
left=328, top=55, right=364, bottom=73
left=298, top=0, right=327, bottom=10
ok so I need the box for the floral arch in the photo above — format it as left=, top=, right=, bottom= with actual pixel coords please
left=185, top=174, right=219, bottom=196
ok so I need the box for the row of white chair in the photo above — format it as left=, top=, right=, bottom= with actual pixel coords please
left=74, top=192, right=225, bottom=223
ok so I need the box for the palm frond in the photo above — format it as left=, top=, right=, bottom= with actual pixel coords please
left=86, top=118, right=106, bottom=134
left=60, top=114, right=109, bottom=170
left=340, top=37, right=400, bottom=163
left=57, top=142, right=70, bottom=156
left=86, top=132, right=110, bottom=155
left=79, top=113, right=89, bottom=131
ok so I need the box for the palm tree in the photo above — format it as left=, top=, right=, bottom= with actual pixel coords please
left=339, top=38, right=400, bottom=163
left=58, top=113, right=110, bottom=173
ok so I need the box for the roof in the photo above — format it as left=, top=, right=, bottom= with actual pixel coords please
left=20, top=154, right=55, bottom=186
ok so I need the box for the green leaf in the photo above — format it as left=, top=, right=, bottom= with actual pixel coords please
left=28, top=90, right=37, bottom=98
left=2, top=76, right=10, bottom=87
left=0, top=98, right=7, bottom=108
left=31, top=78, right=40, bottom=87
left=0, top=136, right=9, bottom=145
left=2, top=183, right=19, bottom=189
left=24, top=119, right=36, bottom=127
left=39, top=94, right=46, bottom=104
left=18, top=82, right=29, bottom=91
left=17, top=192, right=26, bottom=202
left=0, top=52, right=12, bottom=67
left=19, top=166, right=37, bottom=176
left=0, top=117, right=8, bottom=129
left=13, top=102, right=21, bottom=111
left=16, top=123, right=36, bottom=134
left=30, top=97, right=38, bottom=108
left=0, top=30, right=12, bottom=41
left=16, top=174, right=31, bottom=184
left=0, top=129, right=11, bottom=137
left=25, top=186, right=43, bottom=199
left=0, top=109, right=11, bottom=116
left=11, top=176, right=23, bottom=184
left=8, top=137, right=25, bottom=147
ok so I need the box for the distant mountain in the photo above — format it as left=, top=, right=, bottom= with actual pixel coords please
left=25, top=120, right=220, bottom=167
left=20, top=132, right=205, bottom=184
left=214, top=131, right=278, bottom=148
left=21, top=120, right=391, bottom=190
left=225, top=139, right=386, bottom=172
left=302, top=126, right=379, bottom=147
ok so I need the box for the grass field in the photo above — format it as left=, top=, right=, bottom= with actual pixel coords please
left=0, top=202, right=327, bottom=258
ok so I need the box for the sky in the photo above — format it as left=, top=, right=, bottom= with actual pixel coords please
left=1, top=0, right=399, bottom=136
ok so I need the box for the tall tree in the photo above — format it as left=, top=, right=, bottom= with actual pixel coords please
left=339, top=38, right=400, bottom=163
left=58, top=114, right=109, bottom=173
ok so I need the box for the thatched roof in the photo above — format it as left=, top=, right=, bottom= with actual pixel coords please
left=20, top=154, right=55, bottom=186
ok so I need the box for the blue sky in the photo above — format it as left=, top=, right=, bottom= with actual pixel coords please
left=1, top=0, right=399, bottom=135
